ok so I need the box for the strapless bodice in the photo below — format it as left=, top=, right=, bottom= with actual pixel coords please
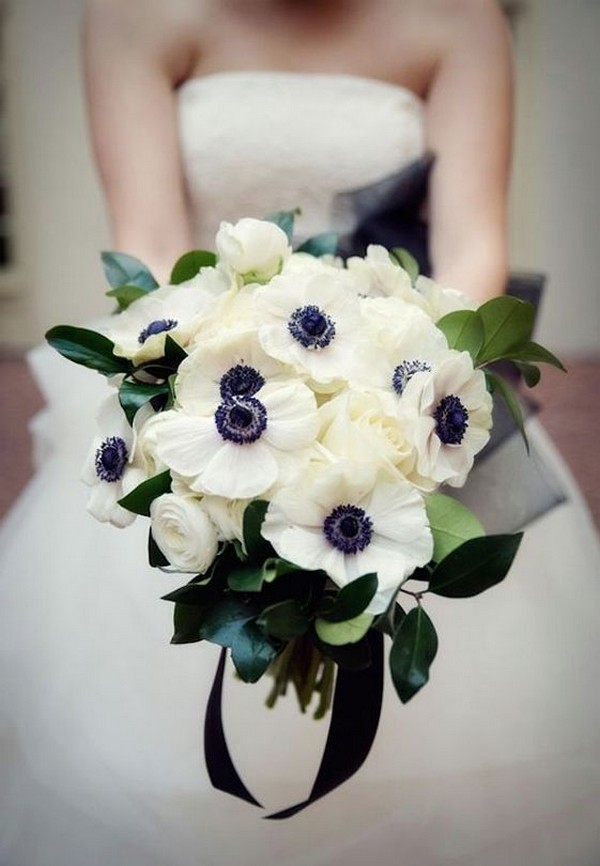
left=177, top=71, right=424, bottom=245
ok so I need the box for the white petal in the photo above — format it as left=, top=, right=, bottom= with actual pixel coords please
left=200, top=441, right=278, bottom=498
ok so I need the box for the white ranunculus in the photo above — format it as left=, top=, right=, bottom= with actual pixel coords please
left=216, top=218, right=291, bottom=284
left=201, top=495, right=248, bottom=545
left=81, top=395, right=147, bottom=528
left=150, top=493, right=219, bottom=573
left=261, top=462, right=433, bottom=614
left=399, top=350, right=493, bottom=489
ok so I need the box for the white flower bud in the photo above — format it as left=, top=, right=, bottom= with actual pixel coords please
left=216, top=218, right=291, bottom=283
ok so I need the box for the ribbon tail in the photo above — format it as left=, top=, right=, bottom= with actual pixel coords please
left=204, top=648, right=263, bottom=808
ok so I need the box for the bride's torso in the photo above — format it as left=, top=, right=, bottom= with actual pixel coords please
left=177, top=70, right=425, bottom=245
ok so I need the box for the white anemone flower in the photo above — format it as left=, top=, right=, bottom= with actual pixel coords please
left=414, top=275, right=478, bottom=322
left=346, top=244, right=415, bottom=301
left=254, top=268, right=366, bottom=389
left=353, top=296, right=449, bottom=393
left=140, top=378, right=319, bottom=499
left=399, top=350, right=493, bottom=489
left=81, top=395, right=147, bottom=527
left=108, top=283, right=214, bottom=365
left=261, top=462, right=433, bottom=615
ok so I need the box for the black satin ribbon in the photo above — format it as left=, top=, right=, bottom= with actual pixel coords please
left=204, top=631, right=385, bottom=819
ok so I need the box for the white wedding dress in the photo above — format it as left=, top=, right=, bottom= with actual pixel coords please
left=1, top=72, right=600, bottom=866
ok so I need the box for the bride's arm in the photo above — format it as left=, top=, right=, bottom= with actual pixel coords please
left=83, top=0, right=198, bottom=282
left=425, top=0, right=513, bottom=302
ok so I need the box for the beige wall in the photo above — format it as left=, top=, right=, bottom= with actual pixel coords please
left=1, top=0, right=599, bottom=354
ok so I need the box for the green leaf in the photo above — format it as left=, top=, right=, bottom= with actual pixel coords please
left=231, top=621, right=280, bottom=683
left=486, top=371, right=529, bottom=451
left=505, top=340, right=566, bottom=372
left=261, top=558, right=300, bottom=583
left=198, top=596, right=258, bottom=647
left=227, top=565, right=265, bottom=593
left=476, top=296, right=535, bottom=364
left=242, top=500, right=272, bottom=562
left=390, top=606, right=438, bottom=703
left=148, top=530, right=169, bottom=568
left=101, top=251, right=158, bottom=291
left=259, top=599, right=311, bottom=640
left=45, top=325, right=131, bottom=376
left=118, top=470, right=172, bottom=516
left=170, top=250, right=217, bottom=284
left=264, top=209, right=300, bottom=242
left=314, top=611, right=373, bottom=646
left=105, top=284, right=149, bottom=311
left=319, top=573, right=378, bottom=623
left=296, top=232, right=338, bottom=257
left=429, top=533, right=523, bottom=598
left=171, top=602, right=207, bottom=644
left=436, top=310, right=484, bottom=361
left=514, top=361, right=541, bottom=388
left=390, top=247, right=419, bottom=285
left=118, top=379, right=170, bottom=425
left=425, top=492, right=485, bottom=562
left=163, top=334, right=188, bottom=368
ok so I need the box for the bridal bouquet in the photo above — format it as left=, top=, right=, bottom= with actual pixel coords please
left=46, top=213, right=563, bottom=816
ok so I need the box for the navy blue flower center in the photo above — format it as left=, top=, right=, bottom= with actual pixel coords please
left=392, top=359, right=431, bottom=395
left=288, top=304, right=336, bottom=349
left=138, top=318, right=178, bottom=344
left=323, top=504, right=373, bottom=554
left=95, top=436, right=128, bottom=482
left=219, top=364, right=265, bottom=399
left=434, top=394, right=469, bottom=445
left=214, top=396, right=267, bottom=444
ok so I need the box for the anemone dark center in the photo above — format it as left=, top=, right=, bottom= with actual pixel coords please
left=219, top=364, right=265, bottom=399
left=94, top=436, right=128, bottom=482
left=138, top=318, right=178, bottom=344
left=214, top=395, right=267, bottom=444
left=433, top=394, right=469, bottom=445
left=288, top=304, right=336, bottom=349
left=323, top=504, right=373, bottom=554
left=392, top=359, right=432, bottom=396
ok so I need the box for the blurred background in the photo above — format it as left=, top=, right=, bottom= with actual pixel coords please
left=0, top=0, right=598, bottom=523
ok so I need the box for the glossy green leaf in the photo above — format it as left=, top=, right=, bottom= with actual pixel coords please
left=389, top=606, right=438, bottom=703
left=486, top=371, right=529, bottom=451
left=163, top=334, right=188, bottom=368
left=505, top=340, right=566, bottom=371
left=118, top=379, right=169, bottom=425
left=429, top=533, right=523, bottom=598
left=171, top=602, right=207, bottom=644
left=231, top=621, right=280, bottom=683
left=101, top=251, right=158, bottom=291
left=315, top=611, right=373, bottom=646
left=198, top=596, right=258, bottom=647
left=118, top=470, right=172, bottom=516
left=319, top=573, right=378, bottom=623
left=148, top=529, right=169, bottom=568
left=261, top=557, right=300, bottom=583
left=436, top=310, right=484, bottom=361
left=105, top=284, right=148, bottom=311
left=170, top=250, right=217, bottom=284
left=476, top=296, right=535, bottom=364
left=390, top=247, right=419, bottom=285
left=242, top=500, right=272, bottom=563
left=264, top=209, right=300, bottom=242
left=227, top=565, right=265, bottom=593
left=514, top=361, right=541, bottom=388
left=259, top=599, right=311, bottom=640
left=425, top=492, right=485, bottom=562
left=296, top=232, right=338, bottom=257
left=45, top=325, right=131, bottom=376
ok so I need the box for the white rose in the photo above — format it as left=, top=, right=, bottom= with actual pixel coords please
left=216, top=218, right=291, bottom=284
left=150, top=493, right=219, bottom=573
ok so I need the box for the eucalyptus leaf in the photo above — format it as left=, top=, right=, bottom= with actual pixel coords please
left=101, top=251, right=159, bottom=291
left=315, top=611, right=373, bottom=646
left=296, top=232, right=338, bottom=257
left=45, top=325, right=131, bottom=376
left=264, top=209, right=300, bottom=242
left=170, top=250, right=217, bottom=284
left=425, top=492, right=485, bottom=562
left=389, top=605, right=438, bottom=703
left=390, top=247, right=419, bottom=285
left=486, top=371, right=529, bottom=451
left=231, top=621, right=280, bottom=683
left=227, top=565, right=265, bottom=593
left=118, top=379, right=170, bottom=425
left=118, top=470, right=172, bottom=516
left=105, top=284, right=148, bottom=311
left=198, top=596, right=259, bottom=647
left=258, top=599, right=311, bottom=640
left=429, top=533, right=523, bottom=598
left=436, top=310, right=484, bottom=361
left=319, top=573, right=378, bottom=623
left=476, top=296, right=535, bottom=364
